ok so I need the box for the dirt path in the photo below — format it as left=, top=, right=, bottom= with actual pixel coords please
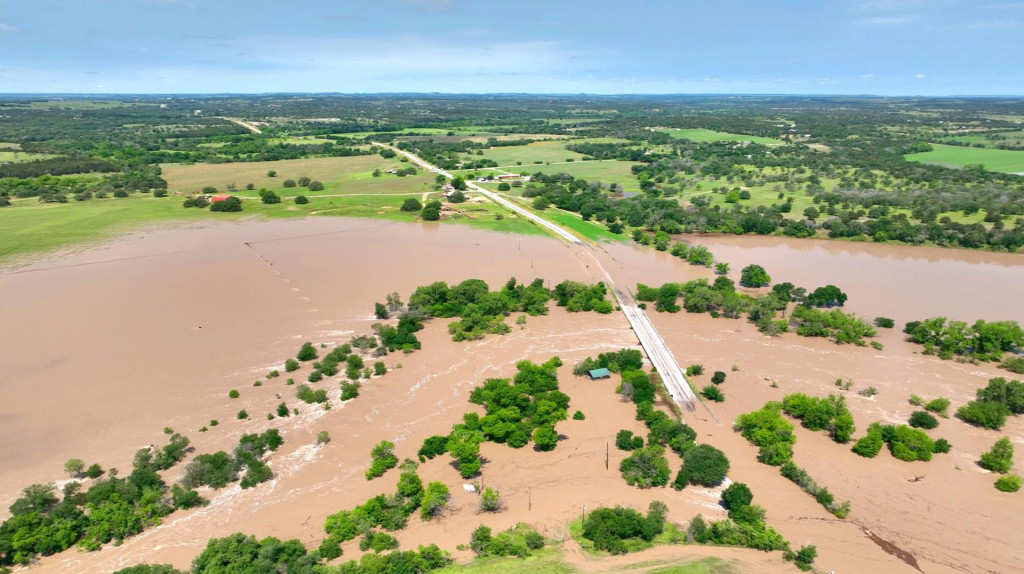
left=220, top=117, right=262, bottom=134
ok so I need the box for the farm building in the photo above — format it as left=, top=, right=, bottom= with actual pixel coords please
left=209, top=194, right=232, bottom=203
left=587, top=368, right=611, bottom=380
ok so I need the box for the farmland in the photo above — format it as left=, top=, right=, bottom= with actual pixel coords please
left=906, top=143, right=1024, bottom=173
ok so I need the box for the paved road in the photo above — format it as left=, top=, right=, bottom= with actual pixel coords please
left=375, top=143, right=703, bottom=414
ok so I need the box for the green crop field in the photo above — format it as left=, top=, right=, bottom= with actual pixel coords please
left=657, top=128, right=784, bottom=146
left=906, top=143, right=1024, bottom=173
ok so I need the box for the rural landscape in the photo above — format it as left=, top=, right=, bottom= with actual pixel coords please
left=1, top=93, right=1023, bottom=574
left=2, top=1, right=1024, bottom=573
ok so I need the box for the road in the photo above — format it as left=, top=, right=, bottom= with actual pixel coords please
left=375, top=143, right=705, bottom=415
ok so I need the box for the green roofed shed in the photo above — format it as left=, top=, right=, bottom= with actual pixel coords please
left=588, top=368, right=611, bottom=380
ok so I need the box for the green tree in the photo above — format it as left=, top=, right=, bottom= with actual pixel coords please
left=995, top=474, right=1022, bottom=492
left=532, top=425, right=558, bottom=451
left=720, top=482, right=753, bottom=511
left=422, top=200, right=442, bottom=221
left=400, top=198, right=422, bottom=211
left=619, top=445, right=670, bottom=488
left=682, top=444, right=730, bottom=487
left=64, top=458, right=85, bottom=478
left=308, top=181, right=324, bottom=191
left=297, top=342, right=317, bottom=361
left=739, top=265, right=771, bottom=287
left=479, top=487, right=503, bottom=512
left=283, top=179, right=296, bottom=188
left=284, top=358, right=299, bottom=372
left=294, top=195, right=308, bottom=204
left=979, top=437, right=1014, bottom=473
left=260, top=190, right=280, bottom=204
left=420, top=481, right=451, bottom=520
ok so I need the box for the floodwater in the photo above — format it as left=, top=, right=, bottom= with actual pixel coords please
left=1, top=220, right=1023, bottom=574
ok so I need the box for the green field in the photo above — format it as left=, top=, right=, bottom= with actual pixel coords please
left=471, top=142, right=589, bottom=166
left=528, top=160, right=643, bottom=191
left=906, top=143, right=1024, bottom=173
left=436, top=549, right=736, bottom=574
left=0, top=150, right=58, bottom=163
left=657, top=129, right=784, bottom=146
left=532, top=207, right=624, bottom=243
left=162, top=155, right=427, bottom=195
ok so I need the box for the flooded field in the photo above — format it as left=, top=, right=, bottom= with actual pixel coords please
left=2, top=220, right=1023, bottom=574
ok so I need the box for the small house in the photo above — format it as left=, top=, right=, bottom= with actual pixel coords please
left=210, top=194, right=232, bottom=203
left=587, top=368, right=611, bottom=380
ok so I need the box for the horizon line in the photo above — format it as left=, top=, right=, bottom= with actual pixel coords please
left=1, top=92, right=1023, bottom=99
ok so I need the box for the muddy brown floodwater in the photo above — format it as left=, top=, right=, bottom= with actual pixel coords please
left=1, top=219, right=1022, bottom=574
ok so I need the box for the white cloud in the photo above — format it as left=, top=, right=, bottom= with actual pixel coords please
left=915, top=73, right=927, bottom=79
left=860, top=73, right=876, bottom=79
left=0, top=22, right=18, bottom=33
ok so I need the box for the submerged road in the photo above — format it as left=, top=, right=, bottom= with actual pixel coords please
left=376, top=143, right=705, bottom=415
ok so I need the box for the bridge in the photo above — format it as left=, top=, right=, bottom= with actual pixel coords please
left=377, top=143, right=706, bottom=415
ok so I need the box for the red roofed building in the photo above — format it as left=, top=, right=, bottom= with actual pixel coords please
left=210, top=194, right=232, bottom=203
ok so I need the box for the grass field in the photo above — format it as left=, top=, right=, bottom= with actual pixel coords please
left=162, top=155, right=418, bottom=194
left=1, top=156, right=549, bottom=263
left=472, top=141, right=589, bottom=166
left=436, top=548, right=735, bottom=574
left=939, top=130, right=1024, bottom=150
left=906, top=143, right=1024, bottom=173
left=529, top=160, right=643, bottom=191
left=657, top=129, right=784, bottom=146
left=0, top=150, right=58, bottom=163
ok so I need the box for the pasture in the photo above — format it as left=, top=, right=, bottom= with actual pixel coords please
left=906, top=143, right=1024, bottom=173
left=657, top=128, right=784, bottom=146
left=161, top=155, right=417, bottom=194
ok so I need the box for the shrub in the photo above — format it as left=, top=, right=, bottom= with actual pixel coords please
left=400, top=198, right=422, bottom=211
left=908, top=411, right=938, bottom=429
left=86, top=463, right=104, bottom=479
left=1001, top=356, right=1024, bottom=374
left=711, top=371, right=726, bottom=384
left=995, top=474, right=1022, bottom=492
left=294, top=195, right=308, bottom=204
left=874, top=317, right=895, bottom=328
left=317, top=431, right=331, bottom=445
left=908, top=394, right=924, bottom=406
left=532, top=425, right=558, bottom=451
left=479, top=487, right=503, bottom=512
left=260, top=190, right=280, bottom=204
left=739, top=264, right=771, bottom=287
left=615, top=429, right=645, bottom=451
left=958, top=400, right=1010, bottom=430
left=366, top=440, right=399, bottom=480
left=720, top=483, right=753, bottom=511
left=267, top=370, right=279, bottom=379
left=340, top=382, right=360, bottom=400
left=686, top=364, right=704, bottom=376
left=297, top=342, right=318, bottom=361
left=237, top=410, right=248, bottom=420
left=702, top=385, right=724, bottom=402
left=283, top=179, right=296, bottom=187
left=619, top=445, right=671, bottom=488
left=420, top=481, right=451, bottom=520
left=682, top=444, right=730, bottom=487
left=308, top=181, right=324, bottom=191
left=422, top=200, right=442, bottom=221
left=933, top=438, right=952, bottom=453
left=284, top=358, right=299, bottom=372
left=925, top=397, right=950, bottom=417
left=573, top=410, right=586, bottom=420
left=851, top=424, right=885, bottom=458
left=979, top=437, right=1014, bottom=473
left=307, top=370, right=323, bottom=383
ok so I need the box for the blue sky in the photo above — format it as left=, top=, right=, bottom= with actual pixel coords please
left=0, top=0, right=1020, bottom=95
